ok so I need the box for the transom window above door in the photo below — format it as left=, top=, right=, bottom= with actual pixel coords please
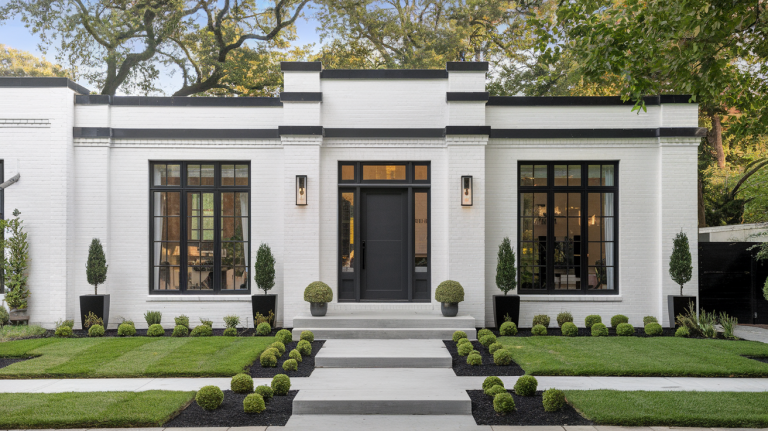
left=339, top=162, right=430, bottom=184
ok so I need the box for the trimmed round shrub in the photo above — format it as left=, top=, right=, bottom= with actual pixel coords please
left=174, top=315, right=190, bottom=329
left=434, top=280, right=464, bottom=303
left=487, top=384, right=506, bottom=398
left=493, top=392, right=516, bottom=414
left=557, top=311, right=573, bottom=328
left=499, top=321, right=518, bottom=336
left=55, top=326, right=73, bottom=338
left=482, top=376, right=504, bottom=394
left=591, top=323, right=608, bottom=337
left=282, top=359, right=298, bottom=372
left=477, top=328, right=493, bottom=339
left=675, top=326, right=690, bottom=338
left=542, top=389, right=565, bottom=412
left=260, top=353, right=277, bottom=368
left=303, top=281, right=333, bottom=303
left=289, top=349, right=302, bottom=362
left=256, top=322, right=271, bottom=336
left=489, top=342, right=504, bottom=355
left=300, top=330, right=315, bottom=343
left=616, top=322, right=634, bottom=336
left=231, top=373, right=254, bottom=393
left=532, top=314, right=550, bottom=328
left=255, top=385, right=274, bottom=402
left=479, top=334, right=497, bottom=348
left=172, top=325, right=189, bottom=337
left=585, top=315, right=602, bottom=329
left=514, top=375, right=538, bottom=396
left=531, top=324, right=547, bottom=336
left=262, top=347, right=280, bottom=358
left=117, top=323, right=136, bottom=337
left=275, top=329, right=293, bottom=345
left=493, top=349, right=512, bottom=366
left=643, top=316, right=658, bottom=326
left=223, top=327, right=237, bottom=337
left=270, top=341, right=286, bottom=356
left=452, top=330, right=468, bottom=343
left=190, top=325, right=213, bottom=337
left=471, top=349, right=481, bottom=356
left=88, top=324, right=105, bottom=337
left=196, top=385, right=224, bottom=411
left=645, top=322, right=663, bottom=336
left=297, top=339, right=312, bottom=356
left=458, top=342, right=474, bottom=356
left=467, top=352, right=482, bottom=366
left=611, top=314, right=629, bottom=328
left=243, top=393, right=265, bottom=414
left=147, top=324, right=165, bottom=337
left=457, top=338, right=471, bottom=347
left=561, top=322, right=578, bottom=337
left=271, top=374, right=291, bottom=395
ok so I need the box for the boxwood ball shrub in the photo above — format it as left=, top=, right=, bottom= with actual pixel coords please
left=499, top=321, right=518, bottom=336
left=270, top=341, right=286, bottom=356
left=275, top=329, right=293, bottom=345
left=297, top=339, right=312, bottom=356
left=434, top=280, right=465, bottom=303
left=467, top=352, right=482, bottom=366
left=256, top=322, right=271, bottom=336
left=514, top=375, right=538, bottom=396
left=477, top=328, right=493, bottom=339
left=304, top=281, right=333, bottom=303
left=493, top=392, right=516, bottom=414
left=88, top=324, right=105, bottom=337
left=561, top=322, right=578, bottom=337
left=190, top=324, right=213, bottom=337
left=223, top=327, right=237, bottom=337
left=231, top=373, right=254, bottom=393
left=147, top=324, right=165, bottom=337
left=243, top=393, right=265, bottom=414
left=172, top=325, right=189, bottom=337
left=174, top=315, right=190, bottom=329
left=616, top=322, right=634, bottom=336
left=611, top=314, right=629, bottom=328
left=300, top=330, right=315, bottom=342
left=289, top=349, right=302, bottom=362
left=196, top=385, right=224, bottom=411
left=55, top=326, right=73, bottom=337
left=117, top=323, right=136, bottom=337
left=200, top=318, right=213, bottom=327
left=493, top=349, right=512, bottom=366
left=645, top=322, right=663, bottom=336
left=457, top=342, right=473, bottom=356
left=585, top=315, right=602, bottom=329
left=532, top=314, right=551, bottom=328
left=479, top=334, right=497, bottom=348
left=271, top=374, right=291, bottom=395
left=643, top=316, right=658, bottom=326
left=489, top=342, right=504, bottom=355
left=675, top=326, right=690, bottom=338
left=255, top=385, right=274, bottom=402
left=556, top=311, right=573, bottom=328
left=263, top=347, right=280, bottom=358
left=260, top=352, right=277, bottom=368
left=282, top=359, right=298, bottom=371
left=591, top=323, right=608, bottom=337
left=542, top=389, right=566, bottom=412
left=457, top=337, right=471, bottom=347
left=531, top=324, right=547, bottom=336
left=487, top=385, right=506, bottom=398
left=452, top=330, right=468, bottom=343
left=482, top=376, right=504, bottom=394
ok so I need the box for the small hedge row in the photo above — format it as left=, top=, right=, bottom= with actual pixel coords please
left=196, top=374, right=292, bottom=413
left=483, top=375, right=564, bottom=415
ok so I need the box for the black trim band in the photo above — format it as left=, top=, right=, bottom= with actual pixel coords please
left=281, top=62, right=322, bottom=71
left=446, top=62, right=489, bottom=71
left=0, top=77, right=90, bottom=95
left=106, top=96, right=282, bottom=107
left=280, top=92, right=322, bottom=102
left=320, top=69, right=448, bottom=79
left=659, top=95, right=694, bottom=104
left=490, top=127, right=706, bottom=139
left=445, top=126, right=491, bottom=135
left=487, top=95, right=694, bottom=106
left=73, top=128, right=280, bottom=139
left=278, top=126, right=324, bottom=136
left=446, top=92, right=489, bottom=102
left=325, top=128, right=444, bottom=138
left=73, top=127, right=111, bottom=138
left=75, top=95, right=111, bottom=104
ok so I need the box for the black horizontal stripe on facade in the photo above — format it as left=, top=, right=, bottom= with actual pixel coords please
left=490, top=128, right=706, bottom=139
left=280, top=92, right=322, bottom=102
left=320, top=69, right=449, bottom=79
left=445, top=126, right=491, bottom=135
left=446, top=92, right=490, bottom=102
left=280, top=62, right=322, bottom=71
left=487, top=95, right=694, bottom=106
left=73, top=128, right=280, bottom=139
left=75, top=96, right=282, bottom=107
left=278, top=126, right=324, bottom=136
left=324, top=128, right=445, bottom=138
left=446, top=62, right=489, bottom=71
left=0, top=77, right=90, bottom=95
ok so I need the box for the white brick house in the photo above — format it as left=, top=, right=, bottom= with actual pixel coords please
left=0, top=62, right=703, bottom=330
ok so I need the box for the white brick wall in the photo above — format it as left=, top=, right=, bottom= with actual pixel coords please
left=486, top=105, right=661, bottom=129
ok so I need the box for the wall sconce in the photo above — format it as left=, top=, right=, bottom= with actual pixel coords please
left=296, top=175, right=307, bottom=206
left=461, top=175, right=473, bottom=206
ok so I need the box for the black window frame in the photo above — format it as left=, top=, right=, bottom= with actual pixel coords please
left=517, top=161, right=619, bottom=295
left=148, top=161, right=251, bottom=295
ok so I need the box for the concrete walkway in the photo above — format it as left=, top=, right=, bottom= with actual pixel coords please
left=735, top=325, right=768, bottom=343
left=4, top=425, right=768, bottom=431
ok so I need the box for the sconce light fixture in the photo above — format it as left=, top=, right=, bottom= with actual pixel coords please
left=296, top=175, right=307, bottom=205
left=461, top=175, right=473, bottom=206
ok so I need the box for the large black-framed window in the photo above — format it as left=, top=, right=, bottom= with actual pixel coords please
left=149, top=162, right=251, bottom=294
left=518, top=162, right=618, bottom=294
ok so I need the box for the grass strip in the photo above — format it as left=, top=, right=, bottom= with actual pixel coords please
left=0, top=325, right=47, bottom=342
left=0, top=391, right=195, bottom=429
left=565, top=390, right=768, bottom=427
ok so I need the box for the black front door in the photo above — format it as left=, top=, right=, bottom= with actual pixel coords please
left=360, top=189, right=409, bottom=300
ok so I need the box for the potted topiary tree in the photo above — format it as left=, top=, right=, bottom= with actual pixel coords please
left=303, top=281, right=333, bottom=316
left=435, top=280, right=464, bottom=317
left=1, top=210, right=30, bottom=323
left=668, top=230, right=694, bottom=328
left=81, top=238, right=109, bottom=330
left=493, top=237, right=519, bottom=328
left=252, top=243, right=277, bottom=327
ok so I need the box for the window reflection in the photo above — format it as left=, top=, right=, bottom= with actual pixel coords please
left=362, top=165, right=406, bottom=180
left=341, top=193, right=354, bottom=272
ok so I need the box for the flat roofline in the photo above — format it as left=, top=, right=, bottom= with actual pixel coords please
left=0, top=77, right=90, bottom=95
left=487, top=95, right=694, bottom=106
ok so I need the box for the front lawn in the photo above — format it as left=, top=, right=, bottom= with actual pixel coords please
left=0, top=325, right=47, bottom=342
left=498, top=336, right=768, bottom=377
left=0, top=336, right=274, bottom=378
left=0, top=391, right=195, bottom=429
left=566, top=390, right=768, bottom=427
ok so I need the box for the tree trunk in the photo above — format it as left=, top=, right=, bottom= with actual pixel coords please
left=698, top=176, right=706, bottom=227
left=708, top=114, right=725, bottom=169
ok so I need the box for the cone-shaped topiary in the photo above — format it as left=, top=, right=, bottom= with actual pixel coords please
left=532, top=324, right=547, bottom=336
left=254, top=243, right=276, bottom=295
left=487, top=384, right=507, bottom=398
left=611, top=314, right=629, bottom=328
left=557, top=312, right=573, bottom=328
left=479, top=334, right=497, bottom=348
left=117, top=323, right=136, bottom=336
left=275, top=329, right=292, bottom=345
left=645, top=322, right=663, bottom=336
left=675, top=326, right=690, bottom=337
left=496, top=237, right=517, bottom=295
left=297, top=339, right=312, bottom=356
left=243, top=393, right=265, bottom=414
left=86, top=238, right=108, bottom=295
left=88, top=324, right=105, bottom=337
left=483, top=376, right=504, bottom=394
left=467, top=352, right=482, bottom=366
left=304, top=281, right=333, bottom=303
left=289, top=349, right=302, bottom=362
left=256, top=322, right=271, bottom=336
left=458, top=342, right=473, bottom=356
left=300, top=330, right=314, bottom=342
left=282, top=359, right=298, bottom=371
left=561, top=322, right=578, bottom=337
left=585, top=315, right=602, bottom=329
left=435, top=280, right=464, bottom=303
left=270, top=341, right=286, bottom=356
left=255, top=385, right=274, bottom=402
left=616, top=323, right=634, bottom=336
left=493, top=392, right=516, bottom=414
left=190, top=325, right=212, bottom=337
left=514, top=375, right=537, bottom=396
left=231, top=373, right=254, bottom=393
left=542, top=389, right=565, bottom=412
left=669, top=230, right=693, bottom=296
left=147, top=324, right=165, bottom=337
left=499, top=321, right=517, bottom=336
left=489, top=342, right=504, bottom=355
left=196, top=385, right=224, bottom=411
left=494, top=349, right=512, bottom=366
left=452, top=330, right=468, bottom=343
left=591, top=323, right=608, bottom=337
left=172, top=325, right=189, bottom=337
left=271, top=374, right=291, bottom=395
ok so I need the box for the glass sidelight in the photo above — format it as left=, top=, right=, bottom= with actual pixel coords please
left=414, top=192, right=428, bottom=271
left=341, top=192, right=355, bottom=272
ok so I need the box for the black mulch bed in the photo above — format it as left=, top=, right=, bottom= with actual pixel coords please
left=248, top=340, right=324, bottom=378
left=164, top=390, right=297, bottom=427
left=68, top=327, right=288, bottom=338
left=468, top=390, right=593, bottom=426
left=745, top=356, right=768, bottom=364
left=0, top=357, right=34, bottom=369
left=444, top=340, right=525, bottom=376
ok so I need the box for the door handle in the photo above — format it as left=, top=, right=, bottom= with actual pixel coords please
left=361, top=241, right=366, bottom=270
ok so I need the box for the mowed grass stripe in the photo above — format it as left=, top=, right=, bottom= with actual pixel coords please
left=0, top=338, right=108, bottom=377
left=146, top=337, right=272, bottom=376
left=94, top=338, right=193, bottom=377
left=46, top=337, right=157, bottom=376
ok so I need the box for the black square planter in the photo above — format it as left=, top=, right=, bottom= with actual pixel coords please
left=668, top=295, right=696, bottom=328
left=80, top=294, right=110, bottom=330
left=251, top=294, right=277, bottom=328
left=492, top=295, right=520, bottom=328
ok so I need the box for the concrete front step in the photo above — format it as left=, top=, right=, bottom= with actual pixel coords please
left=292, top=312, right=477, bottom=340
left=293, top=327, right=476, bottom=340
left=281, top=414, right=486, bottom=430
left=315, top=339, right=452, bottom=368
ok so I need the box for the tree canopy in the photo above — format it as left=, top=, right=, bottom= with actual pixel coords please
left=0, top=44, right=72, bottom=78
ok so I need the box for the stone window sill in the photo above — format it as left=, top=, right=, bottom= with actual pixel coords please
left=519, top=295, right=622, bottom=302
left=146, top=295, right=252, bottom=302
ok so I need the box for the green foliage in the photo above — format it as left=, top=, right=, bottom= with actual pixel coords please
left=58, top=320, right=74, bottom=329
left=675, top=327, right=690, bottom=338
left=645, top=323, right=663, bottom=337
left=190, top=325, right=213, bottom=337
left=616, top=323, right=634, bottom=337
left=669, top=231, right=693, bottom=295
left=270, top=341, right=286, bottom=356
left=147, top=324, right=165, bottom=337
left=643, top=316, right=658, bottom=326
left=557, top=312, right=573, bottom=328
left=172, top=325, right=189, bottom=337
left=260, top=352, right=277, bottom=368
left=500, top=321, right=518, bottom=336
left=493, top=392, right=516, bottom=414
left=282, top=358, right=298, bottom=371
left=297, top=340, right=312, bottom=356
left=483, top=376, right=504, bottom=394
left=476, top=329, right=492, bottom=340
left=300, top=330, right=314, bottom=343
left=120, top=320, right=134, bottom=327
left=55, top=326, right=73, bottom=338
left=467, top=352, right=482, bottom=366
left=489, top=343, right=504, bottom=355
left=289, top=349, right=302, bottom=362
left=223, top=327, right=237, bottom=337
left=0, top=44, right=72, bottom=78
left=200, top=318, right=213, bottom=327
left=533, top=315, right=550, bottom=327
left=275, top=329, right=293, bottom=345
left=254, top=243, right=276, bottom=294
left=231, top=373, right=254, bottom=393
left=256, top=322, right=272, bottom=336
left=458, top=342, right=473, bottom=356
left=271, top=374, right=291, bottom=395
left=83, top=312, right=103, bottom=329
left=561, top=322, right=578, bottom=337
left=117, top=323, right=135, bottom=337
left=532, top=324, right=547, bottom=336
left=196, top=385, right=224, bottom=411
left=255, top=385, right=273, bottom=402
left=496, top=237, right=517, bottom=294
left=585, top=315, right=602, bottom=329
left=591, top=323, right=608, bottom=337
left=0, top=306, right=10, bottom=326
left=174, top=315, right=189, bottom=328
left=85, top=238, right=108, bottom=294
left=514, top=375, right=538, bottom=396
left=487, top=384, right=507, bottom=398
left=434, top=280, right=465, bottom=303
left=719, top=312, right=739, bottom=340
left=303, top=281, right=333, bottom=303
left=243, top=393, right=265, bottom=414
left=542, top=389, right=565, bottom=412
left=610, top=315, right=629, bottom=328
left=479, top=334, right=497, bottom=348
left=0, top=210, right=30, bottom=310
left=144, top=311, right=162, bottom=326
left=764, top=277, right=768, bottom=302
left=452, top=330, right=467, bottom=343
left=457, top=338, right=471, bottom=346
left=255, top=311, right=275, bottom=326
left=88, top=324, right=105, bottom=337
left=494, top=349, right=513, bottom=366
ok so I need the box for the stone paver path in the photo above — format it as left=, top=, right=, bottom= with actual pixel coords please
left=734, top=325, right=768, bottom=344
